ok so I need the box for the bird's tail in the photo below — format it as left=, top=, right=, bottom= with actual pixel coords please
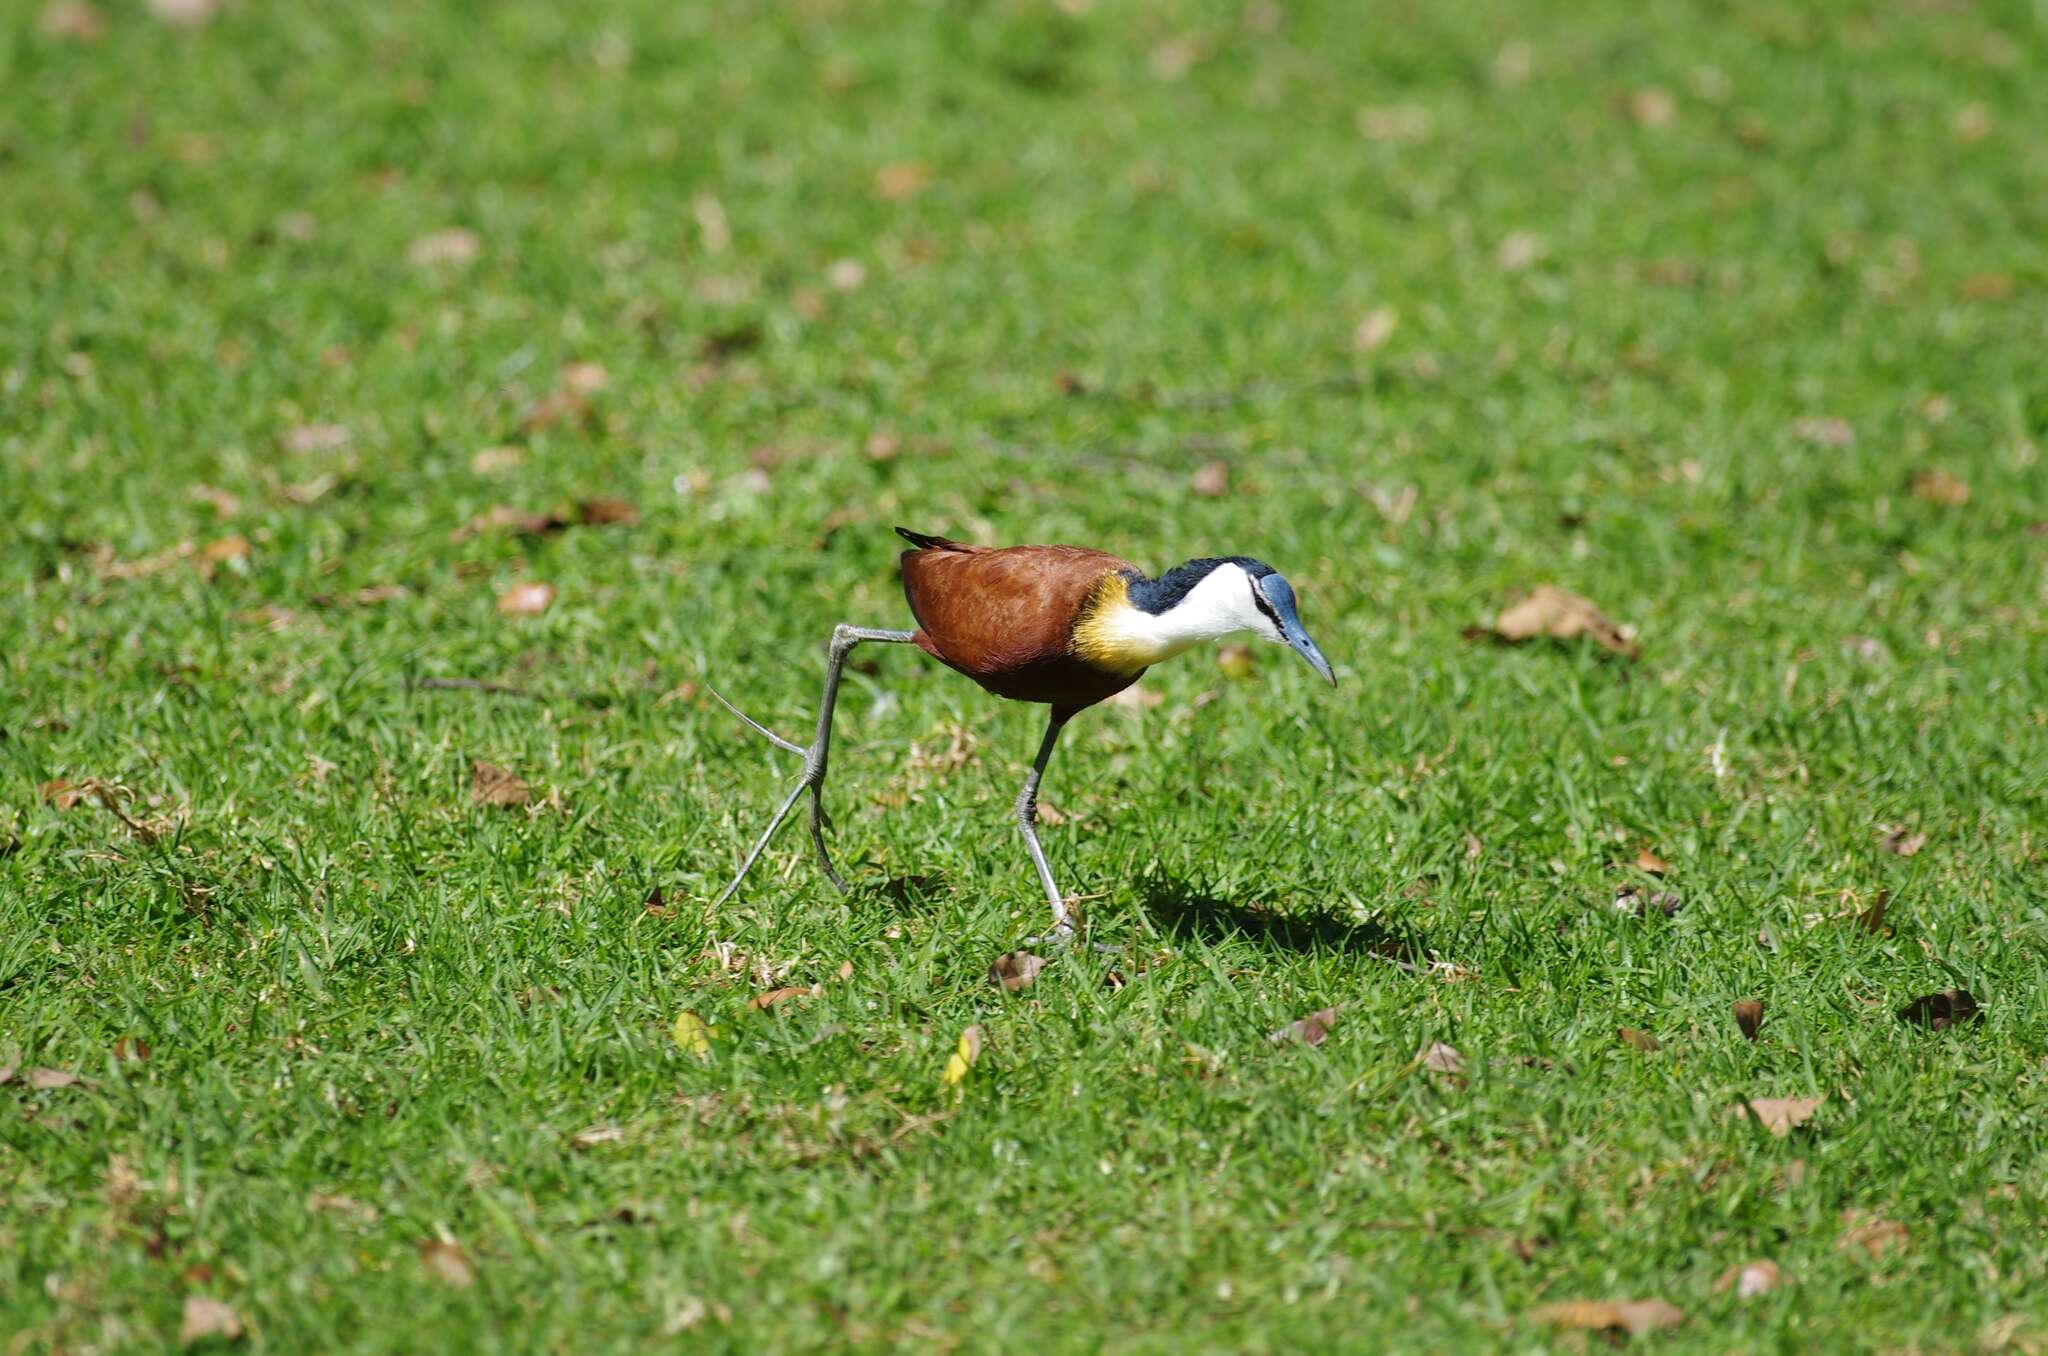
left=894, top=526, right=965, bottom=551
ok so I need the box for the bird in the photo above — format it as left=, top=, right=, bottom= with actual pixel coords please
left=710, top=527, right=1335, bottom=938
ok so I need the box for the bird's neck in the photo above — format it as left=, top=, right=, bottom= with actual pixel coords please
left=1072, top=568, right=1252, bottom=673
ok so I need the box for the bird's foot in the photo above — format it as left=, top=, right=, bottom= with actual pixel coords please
left=707, top=685, right=848, bottom=903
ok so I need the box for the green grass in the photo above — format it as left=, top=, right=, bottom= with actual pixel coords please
left=5, top=0, right=2048, bottom=1349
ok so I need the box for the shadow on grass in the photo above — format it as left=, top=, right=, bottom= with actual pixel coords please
left=1142, top=878, right=1425, bottom=965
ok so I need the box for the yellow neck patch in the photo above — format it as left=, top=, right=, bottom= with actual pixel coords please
left=1072, top=573, right=1164, bottom=674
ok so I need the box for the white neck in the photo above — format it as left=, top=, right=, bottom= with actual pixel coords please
left=1089, top=563, right=1273, bottom=668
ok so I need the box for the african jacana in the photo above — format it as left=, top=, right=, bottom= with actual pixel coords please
left=712, top=528, right=1335, bottom=937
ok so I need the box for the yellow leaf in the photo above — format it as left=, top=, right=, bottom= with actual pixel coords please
left=673, top=1011, right=715, bottom=1059
left=942, top=1025, right=983, bottom=1087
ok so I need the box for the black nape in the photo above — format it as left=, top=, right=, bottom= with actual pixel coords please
left=1125, top=556, right=1274, bottom=616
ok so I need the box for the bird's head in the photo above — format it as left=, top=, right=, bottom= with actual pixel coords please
left=1103, top=556, right=1336, bottom=683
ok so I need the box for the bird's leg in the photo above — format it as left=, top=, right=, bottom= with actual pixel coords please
left=709, top=624, right=917, bottom=903
left=1016, top=707, right=1075, bottom=939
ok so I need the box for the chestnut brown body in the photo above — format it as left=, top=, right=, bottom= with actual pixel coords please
left=897, top=530, right=1141, bottom=711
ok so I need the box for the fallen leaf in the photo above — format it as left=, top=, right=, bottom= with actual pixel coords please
left=1856, top=889, right=1891, bottom=934
left=469, top=761, right=530, bottom=808
left=1732, top=999, right=1765, bottom=1040
left=560, top=362, right=609, bottom=396
left=306, top=1192, right=379, bottom=1223
left=1617, top=1027, right=1661, bottom=1053
left=190, top=485, right=241, bottom=518
left=1419, top=1041, right=1465, bottom=1075
left=1909, top=469, right=1970, bottom=506
left=1635, top=848, right=1669, bottom=876
left=1149, top=33, right=1207, bottom=79
left=1353, top=306, right=1398, bottom=352
left=1878, top=827, right=1927, bottom=856
left=748, top=987, right=811, bottom=1010
left=1714, top=1259, right=1782, bottom=1298
left=41, top=778, right=95, bottom=810
left=672, top=1011, right=714, bottom=1058
left=1791, top=416, right=1855, bottom=447
left=1897, top=989, right=1980, bottom=1029
left=147, top=0, right=219, bottom=26
left=826, top=258, right=867, bottom=291
left=280, top=424, right=350, bottom=455
left=27, top=1068, right=90, bottom=1090
left=1838, top=1210, right=1908, bottom=1258
left=0, top=1062, right=14, bottom=1084
left=178, top=1295, right=242, bottom=1346
left=874, top=161, right=931, bottom=200
left=1464, top=831, right=1484, bottom=860
left=1268, top=1006, right=1341, bottom=1046
left=1106, top=685, right=1163, bottom=710
left=1951, top=102, right=1993, bottom=143
left=1531, top=1299, right=1684, bottom=1335
left=112, top=1036, right=150, bottom=1063
left=1626, top=86, right=1677, bottom=127
left=836, top=960, right=854, bottom=982
left=988, top=951, right=1048, bottom=992
left=199, top=536, right=249, bottom=571
left=1495, top=231, right=1546, bottom=271
left=1190, top=460, right=1230, bottom=497
left=576, top=497, right=638, bottom=527
left=470, top=446, right=525, bottom=474
left=570, top=1125, right=625, bottom=1149
left=418, top=1240, right=476, bottom=1288
left=1738, top=1096, right=1821, bottom=1136
left=39, top=0, right=105, bottom=41
left=1357, top=105, right=1430, bottom=141
left=1959, top=272, right=2014, bottom=302
left=941, top=1025, right=982, bottom=1087
left=496, top=581, right=555, bottom=616
left=1216, top=644, right=1256, bottom=680
left=1484, top=585, right=1639, bottom=658
left=408, top=228, right=481, bottom=267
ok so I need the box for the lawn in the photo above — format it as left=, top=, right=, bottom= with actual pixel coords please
left=4, top=0, right=2047, bottom=1350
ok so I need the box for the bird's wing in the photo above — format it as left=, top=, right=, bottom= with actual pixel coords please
left=901, top=543, right=1135, bottom=672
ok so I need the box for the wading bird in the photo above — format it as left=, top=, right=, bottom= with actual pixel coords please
left=711, top=528, right=1335, bottom=937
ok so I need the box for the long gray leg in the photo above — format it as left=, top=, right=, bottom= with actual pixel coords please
left=1016, top=708, right=1075, bottom=937
left=710, top=624, right=916, bottom=903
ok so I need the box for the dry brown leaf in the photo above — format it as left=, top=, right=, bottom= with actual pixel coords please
left=1839, top=1210, right=1908, bottom=1258
left=748, top=986, right=812, bottom=1010
left=1878, top=827, right=1927, bottom=856
left=1898, top=989, right=1980, bottom=1029
left=1495, top=231, right=1546, bottom=271
left=1714, top=1259, right=1782, bottom=1298
left=1617, top=1027, right=1661, bottom=1053
left=988, top=951, right=1048, bottom=992
left=1635, top=848, right=1670, bottom=876
left=470, top=761, right=530, bottom=808
left=470, top=446, right=525, bottom=475
left=112, top=1036, right=150, bottom=1064
left=576, top=497, right=639, bottom=527
left=1531, top=1299, right=1684, bottom=1335
left=560, top=362, right=609, bottom=396
left=28, top=1068, right=90, bottom=1090
left=0, top=1062, right=14, bottom=1085
left=200, top=536, right=249, bottom=568
left=1190, top=460, right=1230, bottom=497
left=837, top=960, right=854, bottom=982
left=1268, top=1006, right=1341, bottom=1047
left=1951, top=102, right=1993, bottom=143
left=874, top=161, right=931, bottom=200
left=178, top=1295, right=242, bottom=1346
left=408, top=228, right=481, bottom=267
left=1106, top=685, right=1162, bottom=711
left=1485, top=585, right=1639, bottom=658
left=41, top=0, right=106, bottom=39
left=1463, top=831, right=1484, bottom=861
left=1959, top=272, right=2014, bottom=302
left=1626, top=86, right=1677, bottom=127
left=1353, top=306, right=1398, bottom=352
left=1419, top=1041, right=1465, bottom=1075
left=1909, top=469, right=1970, bottom=506
left=1856, top=889, right=1891, bottom=934
left=190, top=485, right=241, bottom=518
left=1739, top=1096, right=1821, bottom=1136
left=1791, top=416, right=1855, bottom=447
left=280, top=423, right=350, bottom=455
left=1732, top=998, right=1765, bottom=1040
left=570, top=1125, right=625, bottom=1149
left=496, top=581, right=555, bottom=616
left=826, top=258, right=867, bottom=291
left=306, top=1192, right=380, bottom=1223
left=418, top=1240, right=476, bottom=1288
